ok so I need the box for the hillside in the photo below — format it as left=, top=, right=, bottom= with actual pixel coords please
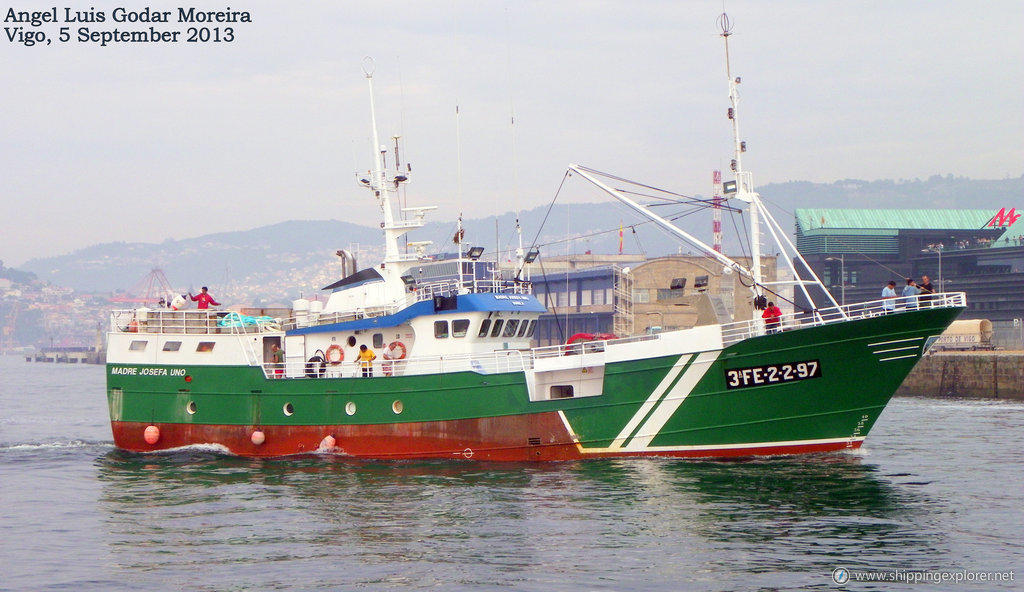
left=17, top=174, right=1024, bottom=303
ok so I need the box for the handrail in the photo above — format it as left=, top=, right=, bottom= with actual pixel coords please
left=113, top=293, right=967, bottom=379
left=259, top=348, right=529, bottom=379
left=719, top=291, right=966, bottom=346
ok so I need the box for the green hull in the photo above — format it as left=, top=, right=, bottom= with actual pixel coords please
left=107, top=306, right=961, bottom=460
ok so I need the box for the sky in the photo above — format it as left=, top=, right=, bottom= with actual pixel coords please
left=2, top=0, right=1022, bottom=267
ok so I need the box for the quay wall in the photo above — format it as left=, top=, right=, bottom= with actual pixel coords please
left=24, top=351, right=105, bottom=364
left=898, top=352, right=1024, bottom=400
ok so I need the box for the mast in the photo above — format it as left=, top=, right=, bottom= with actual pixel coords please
left=712, top=170, right=723, bottom=254
left=360, top=57, right=431, bottom=266
left=718, top=12, right=763, bottom=306
left=572, top=16, right=843, bottom=321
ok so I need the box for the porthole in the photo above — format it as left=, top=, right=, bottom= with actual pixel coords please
left=345, top=401, right=356, bottom=416
left=283, top=402, right=295, bottom=416
left=392, top=400, right=404, bottom=414
left=186, top=401, right=197, bottom=414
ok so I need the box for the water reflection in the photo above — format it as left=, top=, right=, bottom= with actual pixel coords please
left=95, top=450, right=949, bottom=589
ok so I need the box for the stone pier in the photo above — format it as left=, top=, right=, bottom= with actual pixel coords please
left=898, top=351, right=1024, bottom=400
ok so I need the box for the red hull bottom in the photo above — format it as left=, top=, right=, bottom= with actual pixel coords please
left=111, top=413, right=864, bottom=461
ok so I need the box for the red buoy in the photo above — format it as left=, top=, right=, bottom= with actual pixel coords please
left=251, top=431, right=266, bottom=445
left=144, top=425, right=160, bottom=445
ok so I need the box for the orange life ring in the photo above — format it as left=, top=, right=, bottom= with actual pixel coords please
left=383, top=341, right=407, bottom=360
left=325, top=344, right=344, bottom=365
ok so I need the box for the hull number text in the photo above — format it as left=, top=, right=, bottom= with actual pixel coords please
left=725, top=360, right=821, bottom=390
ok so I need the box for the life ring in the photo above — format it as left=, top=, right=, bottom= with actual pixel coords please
left=325, top=345, right=344, bottom=365
left=383, top=341, right=407, bottom=360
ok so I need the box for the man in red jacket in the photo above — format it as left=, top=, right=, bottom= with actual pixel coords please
left=762, top=301, right=782, bottom=334
left=190, top=286, right=221, bottom=309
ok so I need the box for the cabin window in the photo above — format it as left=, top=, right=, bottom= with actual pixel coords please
left=129, top=340, right=148, bottom=351
left=517, top=319, right=530, bottom=337
left=434, top=320, right=449, bottom=339
left=373, top=333, right=384, bottom=348
left=490, top=319, right=505, bottom=338
left=162, top=341, right=182, bottom=352
left=550, top=385, right=574, bottom=399
left=452, top=319, right=470, bottom=338
left=478, top=319, right=492, bottom=338
left=526, top=320, right=537, bottom=337
left=502, top=320, right=519, bottom=338
left=196, top=342, right=215, bottom=352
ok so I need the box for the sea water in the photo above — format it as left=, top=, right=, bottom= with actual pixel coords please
left=0, top=355, right=1021, bottom=591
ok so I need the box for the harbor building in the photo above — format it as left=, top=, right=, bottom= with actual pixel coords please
left=795, top=208, right=1024, bottom=347
left=529, top=253, right=777, bottom=346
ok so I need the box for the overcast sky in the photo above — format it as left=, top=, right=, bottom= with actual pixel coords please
left=2, top=0, right=1022, bottom=267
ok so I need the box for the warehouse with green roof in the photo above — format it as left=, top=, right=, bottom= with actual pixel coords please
left=794, top=208, right=1024, bottom=336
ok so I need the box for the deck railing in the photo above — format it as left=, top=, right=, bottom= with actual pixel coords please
left=110, top=309, right=278, bottom=336
left=719, top=291, right=966, bottom=346
left=261, top=348, right=529, bottom=380
left=112, top=292, right=967, bottom=379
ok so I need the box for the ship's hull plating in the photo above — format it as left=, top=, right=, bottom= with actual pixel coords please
left=106, top=307, right=961, bottom=460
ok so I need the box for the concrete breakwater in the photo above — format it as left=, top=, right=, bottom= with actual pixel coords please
left=25, top=350, right=105, bottom=364
left=899, top=352, right=1024, bottom=400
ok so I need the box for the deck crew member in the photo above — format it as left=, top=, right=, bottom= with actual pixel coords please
left=190, top=286, right=221, bottom=309
left=358, top=344, right=376, bottom=377
left=270, top=343, right=284, bottom=378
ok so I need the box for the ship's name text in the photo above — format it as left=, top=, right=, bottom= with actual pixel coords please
left=725, top=360, right=821, bottom=390
left=111, top=366, right=187, bottom=377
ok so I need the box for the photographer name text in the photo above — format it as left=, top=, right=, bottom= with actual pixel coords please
left=5, top=6, right=252, bottom=46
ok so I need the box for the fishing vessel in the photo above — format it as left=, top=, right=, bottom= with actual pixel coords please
left=105, top=15, right=965, bottom=460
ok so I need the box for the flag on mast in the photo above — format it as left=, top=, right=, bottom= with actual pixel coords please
left=618, top=223, right=624, bottom=254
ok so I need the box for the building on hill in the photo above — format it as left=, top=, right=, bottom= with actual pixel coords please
left=794, top=208, right=1024, bottom=347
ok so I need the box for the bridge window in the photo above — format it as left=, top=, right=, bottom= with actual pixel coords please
left=503, top=320, right=519, bottom=337
left=526, top=320, right=537, bottom=337
left=478, top=319, right=491, bottom=337
left=434, top=320, right=449, bottom=339
left=517, top=320, right=530, bottom=337
left=452, top=319, right=470, bottom=338
left=490, top=319, right=505, bottom=338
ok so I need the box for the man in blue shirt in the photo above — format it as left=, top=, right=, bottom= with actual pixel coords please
left=901, top=278, right=921, bottom=309
left=881, top=281, right=897, bottom=313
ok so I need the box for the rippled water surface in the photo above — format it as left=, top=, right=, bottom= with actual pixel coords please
left=1, top=355, right=1021, bottom=591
